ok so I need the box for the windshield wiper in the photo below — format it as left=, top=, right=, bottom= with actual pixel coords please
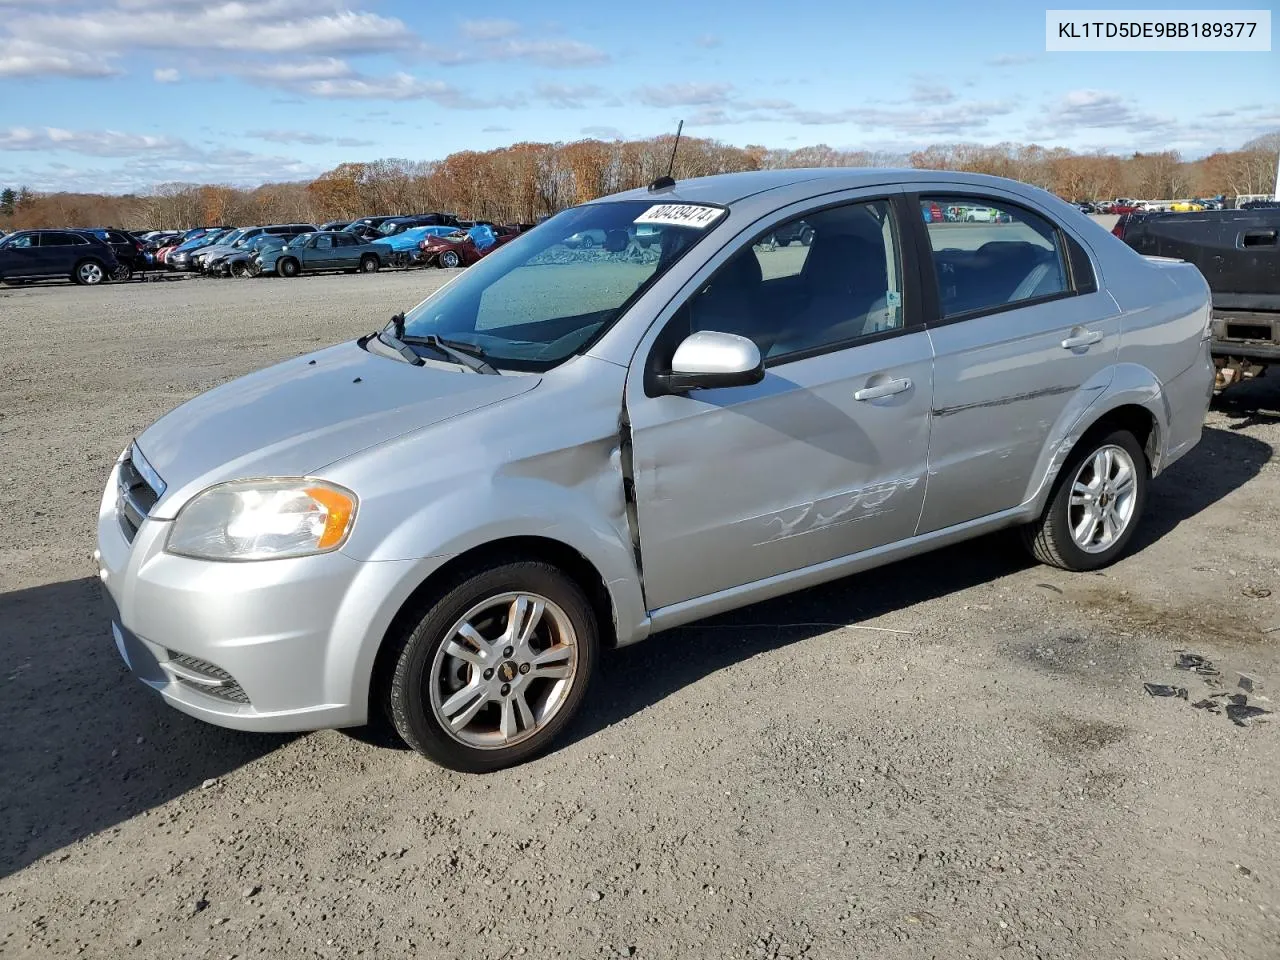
left=384, top=313, right=500, bottom=375
left=370, top=326, right=424, bottom=366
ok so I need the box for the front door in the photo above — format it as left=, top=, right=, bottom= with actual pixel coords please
left=626, top=195, right=935, bottom=611
left=907, top=191, right=1122, bottom=533
left=305, top=234, right=339, bottom=271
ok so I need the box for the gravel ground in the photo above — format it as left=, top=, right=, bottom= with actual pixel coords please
left=2, top=270, right=1279, bottom=959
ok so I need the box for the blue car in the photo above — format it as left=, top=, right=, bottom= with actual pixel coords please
left=380, top=225, right=458, bottom=255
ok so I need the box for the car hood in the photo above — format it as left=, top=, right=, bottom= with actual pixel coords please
left=136, top=341, right=539, bottom=518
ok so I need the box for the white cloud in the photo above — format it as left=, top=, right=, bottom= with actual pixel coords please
left=0, top=126, right=189, bottom=156
left=240, top=57, right=354, bottom=82
left=459, top=18, right=520, bottom=41
left=909, top=81, right=955, bottom=106
left=1047, top=90, right=1174, bottom=132
left=476, top=37, right=609, bottom=66
left=9, top=4, right=416, bottom=56
left=637, top=82, right=734, bottom=108
left=304, top=71, right=522, bottom=108
left=535, top=82, right=604, bottom=108
left=153, top=67, right=180, bottom=83
left=247, top=129, right=373, bottom=147
left=581, top=125, right=625, bottom=140
left=0, top=40, right=118, bottom=78
left=987, top=53, right=1036, bottom=67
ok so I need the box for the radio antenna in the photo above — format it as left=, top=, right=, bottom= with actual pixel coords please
left=666, top=120, right=683, bottom=177
left=648, top=120, right=683, bottom=192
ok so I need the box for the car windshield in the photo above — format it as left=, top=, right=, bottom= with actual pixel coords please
left=213, top=229, right=244, bottom=247
left=398, top=200, right=720, bottom=372
left=288, top=233, right=315, bottom=247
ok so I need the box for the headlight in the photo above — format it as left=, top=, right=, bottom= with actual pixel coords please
left=166, top=479, right=357, bottom=561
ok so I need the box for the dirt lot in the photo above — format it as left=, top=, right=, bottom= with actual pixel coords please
left=2, top=270, right=1279, bottom=959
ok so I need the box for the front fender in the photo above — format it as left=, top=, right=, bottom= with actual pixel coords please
left=1023, top=362, right=1167, bottom=513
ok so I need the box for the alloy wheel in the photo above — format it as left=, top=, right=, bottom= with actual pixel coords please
left=1068, top=444, right=1138, bottom=553
left=427, top=592, right=579, bottom=749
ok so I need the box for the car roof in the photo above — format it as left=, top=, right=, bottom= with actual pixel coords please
left=593, top=167, right=1058, bottom=206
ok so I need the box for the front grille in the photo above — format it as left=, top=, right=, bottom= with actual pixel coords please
left=165, top=651, right=251, bottom=704
left=116, top=448, right=161, bottom=543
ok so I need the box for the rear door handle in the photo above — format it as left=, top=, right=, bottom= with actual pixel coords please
left=1061, top=329, right=1103, bottom=350
left=854, top=377, right=912, bottom=401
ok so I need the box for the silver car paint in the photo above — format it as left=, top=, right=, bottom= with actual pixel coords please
left=98, top=168, right=1214, bottom=732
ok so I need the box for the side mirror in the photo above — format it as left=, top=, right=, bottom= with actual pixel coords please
left=657, top=331, right=764, bottom=394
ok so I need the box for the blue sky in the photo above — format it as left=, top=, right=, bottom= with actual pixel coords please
left=0, top=0, right=1275, bottom=193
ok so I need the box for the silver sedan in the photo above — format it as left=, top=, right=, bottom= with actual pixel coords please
left=97, top=168, right=1214, bottom=771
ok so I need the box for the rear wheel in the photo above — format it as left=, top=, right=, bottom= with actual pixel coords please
left=1022, top=429, right=1148, bottom=571
left=359, top=254, right=380, bottom=273
left=579, top=236, right=594, bottom=250
left=800, top=227, right=815, bottom=246
left=439, top=250, right=461, bottom=269
left=74, top=260, right=105, bottom=285
left=384, top=561, right=598, bottom=772
left=278, top=257, right=300, bottom=278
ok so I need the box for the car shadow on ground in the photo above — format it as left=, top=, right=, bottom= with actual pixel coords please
left=0, top=576, right=296, bottom=881
left=569, top=423, right=1272, bottom=746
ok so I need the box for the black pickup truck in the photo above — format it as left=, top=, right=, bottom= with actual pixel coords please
left=1115, top=207, right=1279, bottom=390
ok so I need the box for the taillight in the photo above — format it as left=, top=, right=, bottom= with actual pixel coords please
left=1111, top=216, right=1127, bottom=239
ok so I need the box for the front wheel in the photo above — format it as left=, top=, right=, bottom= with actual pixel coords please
left=110, top=263, right=132, bottom=282
left=439, top=250, right=461, bottom=269
left=74, top=260, right=106, bottom=285
left=278, top=258, right=300, bottom=277
left=230, top=260, right=251, bottom=278
left=385, top=561, right=598, bottom=772
left=1022, top=429, right=1148, bottom=571
left=359, top=254, right=380, bottom=273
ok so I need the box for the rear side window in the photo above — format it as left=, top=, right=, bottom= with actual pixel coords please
left=40, top=232, right=77, bottom=246
left=919, top=197, right=1069, bottom=319
left=335, top=234, right=357, bottom=247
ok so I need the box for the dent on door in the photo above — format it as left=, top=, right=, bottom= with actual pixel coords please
left=631, top=336, right=934, bottom=610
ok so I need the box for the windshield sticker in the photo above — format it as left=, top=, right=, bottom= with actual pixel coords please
left=634, top=204, right=725, bottom=229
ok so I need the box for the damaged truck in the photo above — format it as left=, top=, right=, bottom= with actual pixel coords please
left=1115, top=206, right=1279, bottom=391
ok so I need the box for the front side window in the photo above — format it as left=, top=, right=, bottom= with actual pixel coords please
left=658, top=199, right=904, bottom=364
left=314, top=235, right=333, bottom=249
left=400, top=201, right=720, bottom=371
left=919, top=197, right=1068, bottom=318
left=3, top=233, right=34, bottom=249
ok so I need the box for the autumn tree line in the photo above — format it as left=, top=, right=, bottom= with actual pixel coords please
left=1, top=134, right=1276, bottom=232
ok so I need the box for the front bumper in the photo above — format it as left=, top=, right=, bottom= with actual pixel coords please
left=96, top=463, right=444, bottom=732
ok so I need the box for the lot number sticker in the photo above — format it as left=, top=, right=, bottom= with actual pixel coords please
left=634, top=204, right=725, bottom=229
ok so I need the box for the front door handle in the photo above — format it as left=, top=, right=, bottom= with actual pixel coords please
left=854, top=377, right=912, bottom=401
left=1061, top=329, right=1103, bottom=350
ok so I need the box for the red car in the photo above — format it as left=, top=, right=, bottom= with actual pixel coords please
left=419, top=228, right=518, bottom=268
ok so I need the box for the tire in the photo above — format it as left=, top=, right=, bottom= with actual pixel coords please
left=278, top=258, right=300, bottom=278
left=359, top=254, right=380, bottom=273
left=579, top=236, right=594, bottom=250
left=439, top=250, right=461, bottom=269
left=384, top=560, right=598, bottom=772
left=800, top=227, right=815, bottom=246
left=1022, top=428, right=1148, bottom=571
left=229, top=260, right=251, bottom=278
left=73, top=260, right=106, bottom=285
left=774, top=235, right=789, bottom=247
left=110, top=263, right=132, bottom=282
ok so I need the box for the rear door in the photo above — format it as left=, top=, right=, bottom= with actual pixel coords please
left=905, top=189, right=1120, bottom=533
left=333, top=233, right=360, bottom=267
left=36, top=232, right=78, bottom=276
